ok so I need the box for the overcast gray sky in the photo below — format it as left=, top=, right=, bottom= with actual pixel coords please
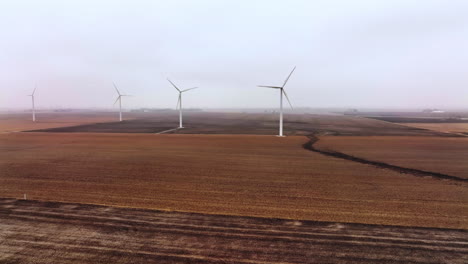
left=1, top=0, right=467, bottom=110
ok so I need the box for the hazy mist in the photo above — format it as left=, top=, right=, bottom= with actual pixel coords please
left=1, top=0, right=467, bottom=110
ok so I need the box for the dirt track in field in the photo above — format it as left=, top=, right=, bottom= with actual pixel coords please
left=1, top=198, right=467, bottom=264
left=1, top=133, right=467, bottom=229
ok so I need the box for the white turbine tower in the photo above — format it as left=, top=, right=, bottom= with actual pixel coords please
left=258, top=66, right=296, bottom=137
left=113, top=83, right=130, bottom=122
left=28, top=85, right=37, bottom=122
left=167, top=78, right=198, bottom=128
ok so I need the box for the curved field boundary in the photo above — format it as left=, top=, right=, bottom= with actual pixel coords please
left=303, top=135, right=468, bottom=183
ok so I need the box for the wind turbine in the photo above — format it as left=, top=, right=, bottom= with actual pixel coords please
left=113, top=83, right=130, bottom=122
left=167, top=78, right=198, bottom=128
left=258, top=66, right=296, bottom=137
left=28, top=85, right=37, bottom=122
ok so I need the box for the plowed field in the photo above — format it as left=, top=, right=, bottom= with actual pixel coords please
left=1, top=133, right=467, bottom=229
left=11, top=111, right=445, bottom=136
left=405, top=123, right=468, bottom=135
left=0, top=112, right=130, bottom=133
left=315, top=136, right=468, bottom=180
left=1, top=199, right=466, bottom=264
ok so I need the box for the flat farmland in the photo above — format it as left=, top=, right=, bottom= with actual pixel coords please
left=1, top=133, right=467, bottom=229
left=23, top=111, right=445, bottom=136
left=1, top=199, right=467, bottom=264
left=315, top=136, right=468, bottom=180
left=405, top=123, right=468, bottom=135
left=0, top=112, right=145, bottom=133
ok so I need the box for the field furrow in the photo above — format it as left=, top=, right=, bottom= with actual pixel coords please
left=1, top=199, right=467, bottom=264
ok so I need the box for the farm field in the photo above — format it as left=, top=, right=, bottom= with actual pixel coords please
left=404, top=123, right=468, bottom=135
left=365, top=116, right=468, bottom=124
left=0, top=112, right=142, bottom=133
left=16, top=111, right=445, bottom=136
left=349, top=111, right=468, bottom=121
left=349, top=112, right=468, bottom=136
left=1, top=198, right=467, bottom=264
left=0, top=133, right=467, bottom=229
left=314, top=136, right=468, bottom=180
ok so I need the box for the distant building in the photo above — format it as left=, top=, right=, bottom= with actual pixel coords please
left=343, top=109, right=359, bottom=115
left=422, top=109, right=445, bottom=113
left=130, top=108, right=171, bottom=113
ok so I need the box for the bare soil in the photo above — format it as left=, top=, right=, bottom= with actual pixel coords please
left=368, top=116, right=468, bottom=123
left=315, top=136, right=468, bottom=180
left=404, top=123, right=468, bottom=135
left=0, top=112, right=145, bottom=133
left=17, top=111, right=447, bottom=136
left=1, top=133, right=467, bottom=229
left=304, top=136, right=467, bottom=182
left=1, top=198, right=467, bottom=264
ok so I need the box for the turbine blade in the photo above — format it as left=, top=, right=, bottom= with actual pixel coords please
left=113, top=96, right=120, bottom=106
left=176, top=95, right=181, bottom=109
left=258, top=85, right=282, bottom=89
left=113, top=82, right=121, bottom=95
left=167, top=78, right=181, bottom=92
left=282, top=89, right=293, bottom=109
left=181, top=87, right=198, bottom=93
left=282, top=66, right=296, bottom=88
left=32, top=85, right=37, bottom=96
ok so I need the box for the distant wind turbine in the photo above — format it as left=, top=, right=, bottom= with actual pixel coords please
left=28, top=85, right=37, bottom=122
left=258, top=66, right=296, bottom=137
left=167, top=78, right=198, bottom=128
left=113, top=83, right=131, bottom=122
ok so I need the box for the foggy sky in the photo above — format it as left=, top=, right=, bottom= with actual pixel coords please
left=1, top=0, right=467, bottom=110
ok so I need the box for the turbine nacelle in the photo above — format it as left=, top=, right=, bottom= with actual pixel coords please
left=167, top=78, right=198, bottom=109
left=28, top=86, right=37, bottom=97
left=113, top=95, right=131, bottom=105
left=257, top=66, right=295, bottom=110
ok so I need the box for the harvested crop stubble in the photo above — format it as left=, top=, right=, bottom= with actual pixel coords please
left=1, top=199, right=467, bottom=264
left=0, top=133, right=467, bottom=229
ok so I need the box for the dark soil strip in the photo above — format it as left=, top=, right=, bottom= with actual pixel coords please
left=303, top=135, right=468, bottom=183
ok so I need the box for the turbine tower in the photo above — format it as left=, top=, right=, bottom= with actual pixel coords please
left=258, top=66, right=295, bottom=137
left=167, top=78, right=198, bottom=128
left=28, top=85, right=37, bottom=122
left=113, top=83, right=130, bottom=122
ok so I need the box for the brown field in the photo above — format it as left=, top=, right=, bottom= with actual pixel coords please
left=405, top=123, right=468, bottom=135
left=1, top=133, right=467, bottom=229
left=2, top=112, right=467, bottom=263
left=315, top=136, right=468, bottom=180
left=8, top=111, right=448, bottom=136
left=1, top=198, right=467, bottom=264
left=0, top=112, right=130, bottom=133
